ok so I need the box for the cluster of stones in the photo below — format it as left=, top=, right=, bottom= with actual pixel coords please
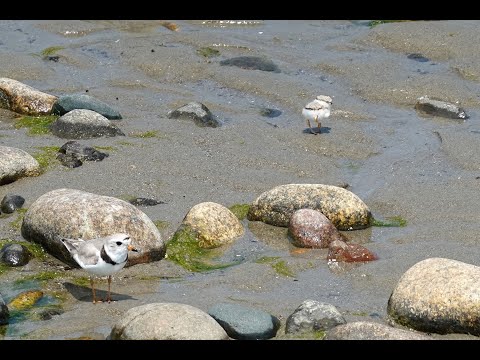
left=1, top=77, right=478, bottom=339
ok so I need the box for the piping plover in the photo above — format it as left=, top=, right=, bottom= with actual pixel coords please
left=302, top=95, right=333, bottom=134
left=61, top=233, right=138, bottom=303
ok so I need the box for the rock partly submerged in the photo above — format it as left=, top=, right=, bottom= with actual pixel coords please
left=0, top=77, right=57, bottom=116
left=415, top=95, right=469, bottom=120
left=247, top=184, right=372, bottom=230
left=181, top=201, right=244, bottom=249
left=288, top=208, right=344, bottom=248
left=0, top=146, right=41, bottom=186
left=21, top=188, right=165, bottom=267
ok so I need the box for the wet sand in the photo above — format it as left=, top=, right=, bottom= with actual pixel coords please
left=0, top=20, right=479, bottom=339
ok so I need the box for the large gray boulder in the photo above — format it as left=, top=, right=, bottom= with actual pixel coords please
left=247, top=184, right=372, bottom=230
left=21, top=188, right=165, bottom=267
left=0, top=146, right=41, bottom=185
left=0, top=77, right=57, bottom=115
left=110, top=303, right=229, bottom=340
left=387, top=257, right=480, bottom=336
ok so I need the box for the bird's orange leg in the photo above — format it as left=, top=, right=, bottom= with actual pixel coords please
left=106, top=275, right=113, bottom=303
left=315, top=115, right=321, bottom=134
left=307, top=118, right=317, bottom=135
left=90, top=277, right=99, bottom=304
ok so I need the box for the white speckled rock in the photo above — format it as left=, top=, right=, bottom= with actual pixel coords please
left=247, top=184, right=372, bottom=230
left=0, top=146, right=41, bottom=185
left=110, top=303, right=230, bottom=340
left=387, top=257, right=480, bottom=336
left=182, top=201, right=244, bottom=248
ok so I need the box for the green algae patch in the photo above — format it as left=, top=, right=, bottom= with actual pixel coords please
left=40, top=46, right=64, bottom=57
left=368, top=20, right=411, bottom=28
left=197, top=47, right=220, bottom=58
left=15, top=271, right=63, bottom=284
left=15, top=115, right=58, bottom=135
left=33, top=146, right=61, bottom=173
left=153, top=220, right=169, bottom=230
left=255, top=256, right=295, bottom=277
left=129, top=130, right=165, bottom=139
left=371, top=216, right=407, bottom=227
left=0, top=263, right=9, bottom=276
left=166, top=225, right=238, bottom=272
left=116, top=140, right=135, bottom=146
left=255, top=256, right=280, bottom=264
left=272, top=260, right=295, bottom=277
left=7, top=208, right=28, bottom=231
left=228, top=204, right=250, bottom=220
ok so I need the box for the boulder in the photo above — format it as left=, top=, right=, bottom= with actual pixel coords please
left=21, top=188, right=165, bottom=267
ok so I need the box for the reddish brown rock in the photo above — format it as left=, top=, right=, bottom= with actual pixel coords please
left=288, top=208, right=344, bottom=248
left=327, top=240, right=377, bottom=263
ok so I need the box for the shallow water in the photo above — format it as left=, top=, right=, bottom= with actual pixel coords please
left=0, top=20, right=479, bottom=339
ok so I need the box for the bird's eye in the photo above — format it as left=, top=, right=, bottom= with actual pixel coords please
left=116, top=241, right=122, bottom=246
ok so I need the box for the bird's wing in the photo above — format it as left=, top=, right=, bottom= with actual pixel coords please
left=73, top=241, right=101, bottom=266
left=305, top=100, right=328, bottom=110
left=61, top=238, right=85, bottom=254
left=61, top=238, right=100, bottom=266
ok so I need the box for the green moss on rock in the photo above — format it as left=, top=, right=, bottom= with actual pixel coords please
left=228, top=204, right=250, bottom=220
left=15, top=115, right=58, bottom=135
left=166, top=225, right=237, bottom=272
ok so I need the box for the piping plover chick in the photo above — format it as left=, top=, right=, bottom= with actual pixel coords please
left=61, top=233, right=138, bottom=303
left=302, top=95, right=333, bottom=134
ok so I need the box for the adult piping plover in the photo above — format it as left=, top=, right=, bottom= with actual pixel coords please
left=302, top=95, right=333, bottom=134
left=61, top=233, right=138, bottom=303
